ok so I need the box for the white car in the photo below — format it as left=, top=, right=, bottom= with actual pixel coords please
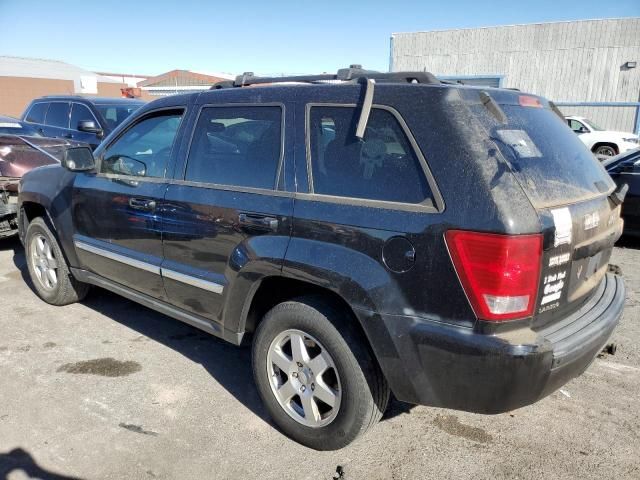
left=565, top=115, right=639, bottom=157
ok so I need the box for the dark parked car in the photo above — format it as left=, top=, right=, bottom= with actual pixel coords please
left=21, top=96, right=144, bottom=149
left=604, top=147, right=640, bottom=236
left=18, top=67, right=625, bottom=450
left=1, top=131, right=80, bottom=238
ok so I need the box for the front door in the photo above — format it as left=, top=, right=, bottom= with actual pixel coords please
left=161, top=103, right=293, bottom=324
left=72, top=107, right=186, bottom=299
left=69, top=102, right=102, bottom=148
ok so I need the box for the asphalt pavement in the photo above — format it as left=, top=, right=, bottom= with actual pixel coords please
left=0, top=236, right=638, bottom=480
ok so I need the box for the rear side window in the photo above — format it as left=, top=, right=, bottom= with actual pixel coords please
left=185, top=106, right=282, bottom=189
left=45, top=102, right=70, bottom=128
left=70, top=103, right=96, bottom=130
left=308, top=106, right=431, bottom=204
left=26, top=103, right=48, bottom=124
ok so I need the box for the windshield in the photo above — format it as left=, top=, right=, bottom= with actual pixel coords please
left=0, top=120, right=41, bottom=136
left=471, top=103, right=615, bottom=208
left=96, top=103, right=143, bottom=131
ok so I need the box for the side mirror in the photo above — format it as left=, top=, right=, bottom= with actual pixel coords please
left=578, top=127, right=589, bottom=134
left=62, top=146, right=95, bottom=172
left=77, top=120, right=104, bottom=137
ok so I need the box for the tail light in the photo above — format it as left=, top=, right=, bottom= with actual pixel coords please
left=518, top=95, right=542, bottom=108
left=445, top=230, right=542, bottom=321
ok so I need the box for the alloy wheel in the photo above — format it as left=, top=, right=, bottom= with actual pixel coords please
left=266, top=329, right=341, bottom=428
left=30, top=233, right=58, bottom=290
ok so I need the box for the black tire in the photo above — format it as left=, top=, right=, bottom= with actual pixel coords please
left=252, top=296, right=389, bottom=450
left=593, top=144, right=617, bottom=157
left=25, top=217, right=89, bottom=305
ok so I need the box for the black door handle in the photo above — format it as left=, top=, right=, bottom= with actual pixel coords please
left=238, top=213, right=278, bottom=231
left=63, top=133, right=73, bottom=139
left=129, top=198, right=157, bottom=211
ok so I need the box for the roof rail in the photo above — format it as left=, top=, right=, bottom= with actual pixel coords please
left=211, top=65, right=440, bottom=89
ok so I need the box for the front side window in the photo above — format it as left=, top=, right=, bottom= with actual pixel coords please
left=45, top=102, right=70, bottom=128
left=568, top=119, right=587, bottom=133
left=100, top=110, right=183, bottom=178
left=26, top=103, right=48, bottom=124
left=70, top=104, right=96, bottom=130
left=308, top=106, right=432, bottom=204
left=185, top=106, right=282, bottom=189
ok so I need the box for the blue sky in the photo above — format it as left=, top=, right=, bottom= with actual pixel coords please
left=1, top=0, right=638, bottom=76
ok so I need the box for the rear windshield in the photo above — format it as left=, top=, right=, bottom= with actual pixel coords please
left=472, top=103, right=615, bottom=208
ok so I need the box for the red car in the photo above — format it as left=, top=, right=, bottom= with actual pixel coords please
left=0, top=115, right=82, bottom=238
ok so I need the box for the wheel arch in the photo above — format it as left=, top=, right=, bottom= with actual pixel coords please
left=591, top=142, right=619, bottom=155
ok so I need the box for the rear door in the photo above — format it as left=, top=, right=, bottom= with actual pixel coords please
left=161, top=102, right=293, bottom=325
left=72, top=106, right=186, bottom=299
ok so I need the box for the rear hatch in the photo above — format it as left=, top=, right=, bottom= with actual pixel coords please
left=462, top=88, right=623, bottom=328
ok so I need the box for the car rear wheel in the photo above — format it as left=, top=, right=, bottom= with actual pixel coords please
left=594, top=145, right=617, bottom=156
left=252, top=296, right=389, bottom=450
left=25, top=217, right=89, bottom=305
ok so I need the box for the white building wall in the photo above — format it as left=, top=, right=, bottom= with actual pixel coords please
left=391, top=18, right=640, bottom=132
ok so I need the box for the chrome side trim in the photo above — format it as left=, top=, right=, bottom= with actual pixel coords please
left=161, top=268, right=224, bottom=294
left=74, top=241, right=161, bottom=275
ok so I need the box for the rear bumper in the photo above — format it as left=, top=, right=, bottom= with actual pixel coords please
left=359, top=273, right=625, bottom=414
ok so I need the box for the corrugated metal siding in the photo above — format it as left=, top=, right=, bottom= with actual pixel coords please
left=391, top=19, right=640, bottom=132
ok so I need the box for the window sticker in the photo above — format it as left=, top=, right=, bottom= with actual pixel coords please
left=541, top=270, right=567, bottom=307
left=551, top=207, right=573, bottom=247
left=549, top=253, right=571, bottom=267
left=496, top=129, right=542, bottom=158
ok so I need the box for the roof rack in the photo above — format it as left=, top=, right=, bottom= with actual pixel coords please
left=211, top=65, right=441, bottom=89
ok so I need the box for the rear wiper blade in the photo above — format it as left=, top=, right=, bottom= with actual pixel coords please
left=355, top=78, right=375, bottom=140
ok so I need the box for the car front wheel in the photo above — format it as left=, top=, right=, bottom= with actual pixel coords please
left=25, top=217, right=89, bottom=305
left=252, top=296, right=389, bottom=450
left=594, top=145, right=617, bottom=156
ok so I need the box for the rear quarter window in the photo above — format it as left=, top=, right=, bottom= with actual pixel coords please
left=25, top=103, right=48, bottom=124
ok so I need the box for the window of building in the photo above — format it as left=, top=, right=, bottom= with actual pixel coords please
left=101, top=110, right=183, bottom=178
left=185, top=106, right=282, bottom=189
left=26, top=103, right=49, bottom=124
left=308, top=106, right=432, bottom=204
left=45, top=102, right=71, bottom=128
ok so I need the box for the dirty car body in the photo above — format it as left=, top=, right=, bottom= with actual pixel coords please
left=18, top=67, right=626, bottom=448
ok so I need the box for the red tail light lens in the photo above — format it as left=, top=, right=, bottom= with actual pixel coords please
left=445, top=230, right=543, bottom=321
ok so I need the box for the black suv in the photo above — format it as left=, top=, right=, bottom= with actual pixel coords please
left=21, top=96, right=144, bottom=149
left=18, top=67, right=626, bottom=450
